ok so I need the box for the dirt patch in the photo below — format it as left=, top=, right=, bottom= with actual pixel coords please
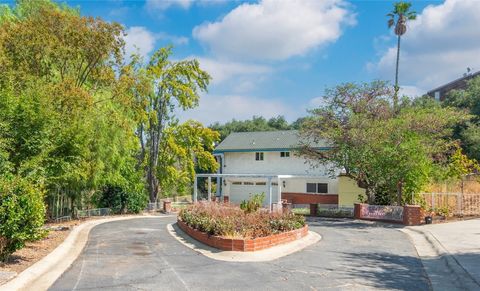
left=0, top=220, right=81, bottom=275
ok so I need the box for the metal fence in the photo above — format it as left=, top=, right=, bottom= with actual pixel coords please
left=420, top=192, right=480, bottom=216
left=318, top=204, right=354, bottom=217
left=146, top=201, right=192, bottom=212
left=77, top=208, right=111, bottom=218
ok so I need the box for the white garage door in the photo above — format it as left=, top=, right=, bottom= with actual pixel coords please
left=229, top=184, right=279, bottom=206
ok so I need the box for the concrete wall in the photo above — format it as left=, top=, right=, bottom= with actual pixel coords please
left=337, top=175, right=365, bottom=207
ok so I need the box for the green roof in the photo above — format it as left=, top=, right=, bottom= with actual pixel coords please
left=213, top=130, right=329, bottom=153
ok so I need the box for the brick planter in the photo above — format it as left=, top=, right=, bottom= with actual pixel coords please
left=177, top=219, right=308, bottom=252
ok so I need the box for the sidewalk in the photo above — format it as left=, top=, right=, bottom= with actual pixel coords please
left=403, top=218, right=480, bottom=291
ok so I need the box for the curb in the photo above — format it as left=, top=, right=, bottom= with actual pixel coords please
left=0, top=215, right=170, bottom=291
left=402, top=227, right=480, bottom=290
left=167, top=223, right=321, bottom=262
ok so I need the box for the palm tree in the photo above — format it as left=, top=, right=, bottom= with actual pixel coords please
left=387, top=1, right=416, bottom=111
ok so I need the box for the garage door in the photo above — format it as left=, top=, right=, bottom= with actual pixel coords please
left=229, top=184, right=279, bottom=206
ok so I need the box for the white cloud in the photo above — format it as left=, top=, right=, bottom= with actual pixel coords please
left=178, top=94, right=298, bottom=125
left=124, top=26, right=156, bottom=59
left=194, top=57, right=272, bottom=84
left=124, top=27, right=189, bottom=60
left=370, top=0, right=480, bottom=93
left=146, top=0, right=193, bottom=11
left=399, top=85, right=424, bottom=98
left=193, top=0, right=355, bottom=61
left=308, top=96, right=326, bottom=108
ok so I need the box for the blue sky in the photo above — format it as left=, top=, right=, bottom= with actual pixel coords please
left=8, top=0, right=480, bottom=124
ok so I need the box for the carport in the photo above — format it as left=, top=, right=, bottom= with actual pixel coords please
left=193, top=174, right=337, bottom=213
left=194, top=174, right=281, bottom=210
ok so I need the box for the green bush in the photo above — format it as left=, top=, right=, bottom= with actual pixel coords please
left=240, top=193, right=265, bottom=213
left=95, top=184, right=147, bottom=214
left=179, top=202, right=306, bottom=239
left=0, top=176, right=46, bottom=261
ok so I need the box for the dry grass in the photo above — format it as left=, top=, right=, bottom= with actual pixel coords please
left=425, top=177, right=480, bottom=193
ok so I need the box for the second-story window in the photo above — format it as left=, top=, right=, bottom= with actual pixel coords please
left=280, top=151, right=290, bottom=157
left=255, top=152, right=264, bottom=161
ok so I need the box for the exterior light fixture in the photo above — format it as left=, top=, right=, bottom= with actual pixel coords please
left=282, top=180, right=286, bottom=188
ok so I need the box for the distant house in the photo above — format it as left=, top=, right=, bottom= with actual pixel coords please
left=195, top=130, right=364, bottom=211
left=427, top=70, right=480, bottom=101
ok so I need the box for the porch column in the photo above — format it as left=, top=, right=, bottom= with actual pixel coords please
left=277, top=177, right=282, bottom=204
left=268, top=177, right=273, bottom=211
left=193, top=175, right=198, bottom=202
left=207, top=176, right=212, bottom=201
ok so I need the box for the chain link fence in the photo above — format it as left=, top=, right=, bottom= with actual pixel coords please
left=77, top=208, right=111, bottom=218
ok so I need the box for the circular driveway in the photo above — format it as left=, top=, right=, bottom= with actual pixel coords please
left=49, top=216, right=430, bottom=290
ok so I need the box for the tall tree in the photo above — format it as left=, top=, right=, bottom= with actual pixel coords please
left=387, top=1, right=416, bottom=110
left=300, top=81, right=468, bottom=205
left=0, top=0, right=148, bottom=215
left=210, top=115, right=298, bottom=141
left=139, top=47, right=211, bottom=202
left=443, top=76, right=480, bottom=161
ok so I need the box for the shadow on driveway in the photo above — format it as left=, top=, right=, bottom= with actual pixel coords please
left=338, top=251, right=431, bottom=290
left=306, top=216, right=405, bottom=230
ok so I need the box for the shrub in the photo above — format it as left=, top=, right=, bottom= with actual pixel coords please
left=240, top=193, right=265, bottom=213
left=94, top=184, right=148, bottom=214
left=179, top=202, right=306, bottom=239
left=0, top=176, right=46, bottom=261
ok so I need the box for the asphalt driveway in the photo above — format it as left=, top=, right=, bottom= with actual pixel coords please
left=49, top=216, right=430, bottom=291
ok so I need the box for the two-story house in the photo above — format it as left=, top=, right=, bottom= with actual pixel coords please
left=194, top=130, right=363, bottom=211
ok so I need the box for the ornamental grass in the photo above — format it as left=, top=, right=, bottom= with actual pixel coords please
left=178, top=201, right=305, bottom=239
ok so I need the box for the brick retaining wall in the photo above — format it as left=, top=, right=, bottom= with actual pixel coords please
left=281, top=192, right=338, bottom=204
left=177, top=219, right=308, bottom=252
left=354, top=203, right=424, bottom=226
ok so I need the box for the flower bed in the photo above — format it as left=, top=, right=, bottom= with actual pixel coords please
left=178, top=202, right=308, bottom=251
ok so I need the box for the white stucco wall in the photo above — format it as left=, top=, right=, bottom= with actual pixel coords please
left=222, top=151, right=336, bottom=176
left=218, top=151, right=339, bottom=204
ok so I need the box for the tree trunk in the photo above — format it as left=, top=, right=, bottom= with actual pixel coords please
left=397, top=180, right=403, bottom=206
left=146, top=95, right=167, bottom=202
left=366, top=187, right=375, bottom=204
left=393, top=35, right=401, bottom=111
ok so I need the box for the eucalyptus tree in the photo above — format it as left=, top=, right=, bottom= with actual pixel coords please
left=387, top=1, right=416, bottom=110
left=139, top=47, right=211, bottom=202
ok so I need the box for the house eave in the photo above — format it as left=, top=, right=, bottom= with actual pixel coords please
left=213, top=147, right=331, bottom=154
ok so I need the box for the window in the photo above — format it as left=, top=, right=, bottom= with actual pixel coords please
left=280, top=151, right=290, bottom=158
left=256, top=182, right=266, bottom=186
left=434, top=91, right=440, bottom=101
left=306, top=183, right=329, bottom=194
left=255, top=152, right=264, bottom=161
left=232, top=181, right=242, bottom=185
left=317, top=183, right=328, bottom=193
left=244, top=181, right=254, bottom=185
left=306, top=183, right=317, bottom=193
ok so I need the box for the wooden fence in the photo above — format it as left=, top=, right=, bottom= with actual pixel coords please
left=420, top=192, right=480, bottom=216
